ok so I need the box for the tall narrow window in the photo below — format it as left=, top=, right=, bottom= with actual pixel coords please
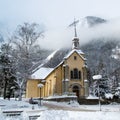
left=71, top=71, right=73, bottom=79
left=74, top=68, right=78, bottom=79
left=74, top=56, right=77, bottom=60
left=79, top=71, right=81, bottom=79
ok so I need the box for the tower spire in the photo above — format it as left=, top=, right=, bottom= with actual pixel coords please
left=74, top=18, right=78, bottom=37
left=69, top=18, right=80, bottom=49
left=69, top=18, right=79, bottom=37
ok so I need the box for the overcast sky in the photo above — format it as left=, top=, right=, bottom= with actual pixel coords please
left=0, top=0, right=120, bottom=49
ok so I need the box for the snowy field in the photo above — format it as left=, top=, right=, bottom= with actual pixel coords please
left=39, top=110, right=120, bottom=120
left=0, top=98, right=120, bottom=120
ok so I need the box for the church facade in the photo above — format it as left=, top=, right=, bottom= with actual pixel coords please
left=26, top=31, right=89, bottom=99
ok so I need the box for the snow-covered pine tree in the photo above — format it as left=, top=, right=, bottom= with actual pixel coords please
left=91, top=59, right=110, bottom=98
left=0, top=43, right=16, bottom=99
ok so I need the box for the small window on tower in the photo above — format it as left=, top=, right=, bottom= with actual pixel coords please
left=74, top=56, right=77, bottom=60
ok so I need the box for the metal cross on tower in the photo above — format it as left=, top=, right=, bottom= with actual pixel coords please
left=69, top=18, right=79, bottom=37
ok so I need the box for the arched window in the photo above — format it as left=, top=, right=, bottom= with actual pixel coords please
left=70, top=68, right=81, bottom=80
left=74, top=68, right=78, bottom=79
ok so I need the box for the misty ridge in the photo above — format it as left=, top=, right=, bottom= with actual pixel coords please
left=41, top=16, right=120, bottom=50
left=0, top=16, right=120, bottom=50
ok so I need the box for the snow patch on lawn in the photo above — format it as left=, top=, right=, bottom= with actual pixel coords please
left=38, top=110, right=120, bottom=120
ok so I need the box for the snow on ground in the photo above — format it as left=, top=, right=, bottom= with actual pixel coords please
left=0, top=98, right=120, bottom=120
left=38, top=110, right=120, bottom=120
left=44, top=100, right=120, bottom=111
left=0, top=98, right=46, bottom=111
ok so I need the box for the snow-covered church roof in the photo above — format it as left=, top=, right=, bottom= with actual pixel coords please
left=64, top=49, right=85, bottom=60
left=31, top=67, right=54, bottom=79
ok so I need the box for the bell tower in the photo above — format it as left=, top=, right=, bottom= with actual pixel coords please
left=72, top=37, right=79, bottom=50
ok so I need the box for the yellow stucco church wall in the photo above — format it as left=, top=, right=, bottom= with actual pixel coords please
left=54, top=66, right=63, bottom=95
left=43, top=70, right=56, bottom=97
left=26, top=79, right=40, bottom=98
left=63, top=52, right=86, bottom=96
left=42, top=65, right=63, bottom=97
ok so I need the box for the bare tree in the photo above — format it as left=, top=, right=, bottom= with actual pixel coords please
left=11, top=23, right=44, bottom=100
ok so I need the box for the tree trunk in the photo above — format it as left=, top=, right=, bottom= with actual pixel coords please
left=3, top=80, right=7, bottom=99
left=18, top=88, right=22, bottom=101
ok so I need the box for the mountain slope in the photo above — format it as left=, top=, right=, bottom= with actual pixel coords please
left=43, top=49, right=70, bottom=68
left=80, top=16, right=107, bottom=27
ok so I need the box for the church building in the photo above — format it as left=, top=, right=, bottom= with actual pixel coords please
left=26, top=22, right=89, bottom=99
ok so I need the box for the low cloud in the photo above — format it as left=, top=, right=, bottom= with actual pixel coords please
left=79, top=18, right=120, bottom=44
left=40, top=18, right=120, bottom=50
left=40, top=28, right=73, bottom=50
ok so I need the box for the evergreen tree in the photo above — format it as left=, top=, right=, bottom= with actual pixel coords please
left=0, top=43, right=16, bottom=99
left=91, top=59, right=110, bottom=98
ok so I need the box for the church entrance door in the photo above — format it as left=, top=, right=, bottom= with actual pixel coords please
left=72, top=86, right=80, bottom=98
